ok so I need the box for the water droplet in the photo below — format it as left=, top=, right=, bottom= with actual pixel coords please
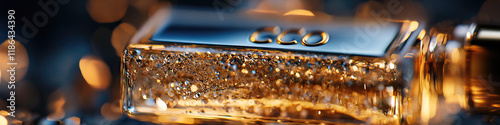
left=132, top=49, right=141, bottom=56
left=191, top=85, right=198, bottom=92
left=193, top=93, right=201, bottom=99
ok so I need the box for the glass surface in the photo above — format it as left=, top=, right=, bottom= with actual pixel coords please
left=121, top=44, right=404, bottom=124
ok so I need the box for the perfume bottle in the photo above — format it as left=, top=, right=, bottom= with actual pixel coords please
left=120, top=6, right=500, bottom=124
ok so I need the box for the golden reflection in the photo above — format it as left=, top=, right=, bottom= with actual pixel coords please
left=79, top=55, right=111, bottom=90
left=443, top=40, right=467, bottom=109
left=450, top=48, right=461, bottom=64
left=301, top=31, right=329, bottom=46
left=420, top=89, right=437, bottom=124
left=0, top=39, right=29, bottom=82
left=277, top=28, right=306, bottom=45
left=443, top=80, right=457, bottom=102
left=436, top=33, right=447, bottom=46
left=190, top=85, right=198, bottom=92
left=414, top=37, right=466, bottom=124
left=418, top=30, right=426, bottom=40
left=247, top=9, right=279, bottom=14
left=87, top=0, right=128, bottom=23
left=157, top=116, right=196, bottom=124
left=250, top=26, right=280, bottom=43
left=283, top=9, right=314, bottom=16
left=492, top=104, right=500, bottom=108
left=466, top=31, right=473, bottom=43
left=473, top=99, right=486, bottom=103
left=391, top=96, right=396, bottom=107
left=409, top=21, right=419, bottom=32
left=112, top=23, right=137, bottom=56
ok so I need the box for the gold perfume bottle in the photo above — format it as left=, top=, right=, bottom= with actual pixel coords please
left=120, top=6, right=500, bottom=124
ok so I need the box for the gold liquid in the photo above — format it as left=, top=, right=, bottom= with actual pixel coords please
left=121, top=44, right=404, bottom=124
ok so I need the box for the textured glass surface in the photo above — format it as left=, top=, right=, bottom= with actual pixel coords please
left=121, top=44, right=403, bottom=124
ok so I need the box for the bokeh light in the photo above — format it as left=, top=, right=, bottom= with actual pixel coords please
left=47, top=90, right=66, bottom=121
left=65, top=117, right=81, bottom=125
left=100, top=102, right=122, bottom=121
left=87, top=0, right=128, bottom=23
left=0, top=115, right=7, bottom=125
left=283, top=9, right=315, bottom=16
left=0, top=39, right=29, bottom=82
left=79, top=55, right=111, bottom=90
left=112, top=23, right=137, bottom=56
left=0, top=110, right=8, bottom=116
left=129, top=0, right=158, bottom=14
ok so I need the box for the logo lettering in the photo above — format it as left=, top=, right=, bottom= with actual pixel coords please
left=251, top=26, right=330, bottom=46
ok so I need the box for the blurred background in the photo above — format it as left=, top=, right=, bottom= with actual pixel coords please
left=0, top=0, right=499, bottom=124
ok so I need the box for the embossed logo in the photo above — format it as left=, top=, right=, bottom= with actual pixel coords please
left=250, top=26, right=329, bottom=46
